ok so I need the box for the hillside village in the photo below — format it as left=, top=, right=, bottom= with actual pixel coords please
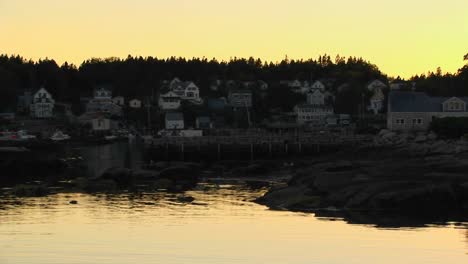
left=1, top=55, right=468, bottom=141
left=3, top=76, right=465, bottom=141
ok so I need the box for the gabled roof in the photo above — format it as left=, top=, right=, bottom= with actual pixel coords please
left=389, top=91, right=468, bottom=112
left=161, top=91, right=181, bottom=98
left=229, top=89, right=252, bottom=94
left=295, top=104, right=333, bottom=110
left=367, top=79, right=387, bottom=88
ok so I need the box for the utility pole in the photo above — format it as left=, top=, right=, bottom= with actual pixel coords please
left=244, top=95, right=251, bottom=129
left=146, top=97, right=151, bottom=134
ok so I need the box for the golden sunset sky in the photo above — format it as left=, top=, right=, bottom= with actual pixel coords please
left=1, top=0, right=467, bottom=78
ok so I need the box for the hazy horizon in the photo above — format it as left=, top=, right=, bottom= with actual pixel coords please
left=1, top=0, right=467, bottom=78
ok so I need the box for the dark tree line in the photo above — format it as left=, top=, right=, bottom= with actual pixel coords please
left=0, top=53, right=467, bottom=116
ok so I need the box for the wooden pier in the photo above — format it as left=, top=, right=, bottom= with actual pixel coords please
left=144, top=134, right=371, bottom=161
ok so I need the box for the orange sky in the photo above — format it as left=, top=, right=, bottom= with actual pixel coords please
left=1, top=0, right=467, bottom=78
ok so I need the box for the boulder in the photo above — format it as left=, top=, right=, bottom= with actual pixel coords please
left=256, top=185, right=321, bottom=209
left=11, top=184, right=49, bottom=197
left=429, top=140, right=452, bottom=154
left=427, top=132, right=438, bottom=141
left=176, top=195, right=195, bottom=203
left=414, top=135, right=427, bottom=143
left=382, top=132, right=396, bottom=140
left=152, top=178, right=174, bottom=190
left=313, top=171, right=356, bottom=192
left=85, top=179, right=118, bottom=192
left=368, top=184, right=458, bottom=212
left=132, top=170, right=158, bottom=180
left=158, top=166, right=199, bottom=184
left=378, top=129, right=391, bottom=137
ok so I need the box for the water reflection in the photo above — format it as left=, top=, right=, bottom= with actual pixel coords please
left=69, top=142, right=144, bottom=177
left=1, top=185, right=468, bottom=264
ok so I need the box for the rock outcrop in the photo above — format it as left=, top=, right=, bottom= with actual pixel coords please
left=257, top=144, right=468, bottom=215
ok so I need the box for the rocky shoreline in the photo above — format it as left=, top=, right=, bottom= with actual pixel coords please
left=256, top=131, right=468, bottom=218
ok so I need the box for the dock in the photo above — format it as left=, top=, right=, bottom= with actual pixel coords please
left=144, top=134, right=371, bottom=161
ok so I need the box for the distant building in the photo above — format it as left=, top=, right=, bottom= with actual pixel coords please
left=389, top=80, right=414, bottom=91
left=307, top=89, right=325, bottom=105
left=368, top=87, right=385, bottom=114
left=78, top=112, right=117, bottom=131
left=367, top=80, right=387, bottom=92
left=258, top=80, right=269, bottom=91
left=91, top=117, right=116, bottom=131
left=129, top=99, right=142, bottom=109
left=112, top=96, right=125, bottom=106
left=86, top=87, right=122, bottom=116
left=287, top=80, right=302, bottom=89
left=196, top=116, right=212, bottom=129
left=94, top=87, right=112, bottom=99
left=228, top=90, right=252, bottom=108
left=207, top=98, right=227, bottom=112
left=0, top=112, right=15, bottom=121
left=294, top=104, right=333, bottom=126
left=30, top=87, right=55, bottom=118
left=17, top=90, right=33, bottom=113
left=168, top=78, right=201, bottom=102
left=388, top=91, right=468, bottom=131
left=310, top=81, right=326, bottom=91
left=165, top=112, right=184, bottom=130
left=159, top=91, right=181, bottom=110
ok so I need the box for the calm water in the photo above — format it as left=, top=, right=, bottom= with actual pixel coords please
left=0, top=185, right=467, bottom=264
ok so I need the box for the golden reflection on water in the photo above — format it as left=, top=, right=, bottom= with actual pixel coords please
left=0, top=184, right=467, bottom=264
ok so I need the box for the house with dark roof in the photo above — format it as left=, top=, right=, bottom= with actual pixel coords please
left=86, top=87, right=122, bottom=116
left=195, top=116, right=212, bottom=129
left=228, top=90, right=252, bottom=108
left=387, top=91, right=468, bottom=131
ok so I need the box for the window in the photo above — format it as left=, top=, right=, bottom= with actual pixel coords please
left=396, top=118, right=405, bottom=125
left=412, top=118, right=423, bottom=125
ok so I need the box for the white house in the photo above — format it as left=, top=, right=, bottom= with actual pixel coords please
left=168, top=78, right=201, bottom=102
left=94, top=87, right=112, bottom=99
left=367, top=80, right=387, bottom=92
left=86, top=87, right=122, bottom=116
left=311, top=81, right=326, bottom=91
left=307, top=89, right=325, bottom=105
left=112, top=96, right=125, bottom=106
left=294, top=104, right=333, bottom=126
left=91, top=117, right=114, bottom=131
left=182, top=82, right=200, bottom=101
left=368, top=87, right=385, bottom=114
left=288, top=80, right=302, bottom=88
left=159, top=91, right=181, bottom=110
left=388, top=91, right=468, bottom=131
left=129, top=99, right=142, bottom=109
left=165, top=112, right=184, bottom=130
left=30, top=87, right=55, bottom=118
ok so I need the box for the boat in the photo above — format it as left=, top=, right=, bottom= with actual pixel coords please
left=50, top=131, right=71, bottom=141
left=17, top=130, right=36, bottom=140
left=104, top=135, right=118, bottom=141
left=0, top=131, right=19, bottom=141
left=0, top=131, right=36, bottom=142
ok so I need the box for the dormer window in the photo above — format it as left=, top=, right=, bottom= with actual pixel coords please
left=444, top=98, right=465, bottom=112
